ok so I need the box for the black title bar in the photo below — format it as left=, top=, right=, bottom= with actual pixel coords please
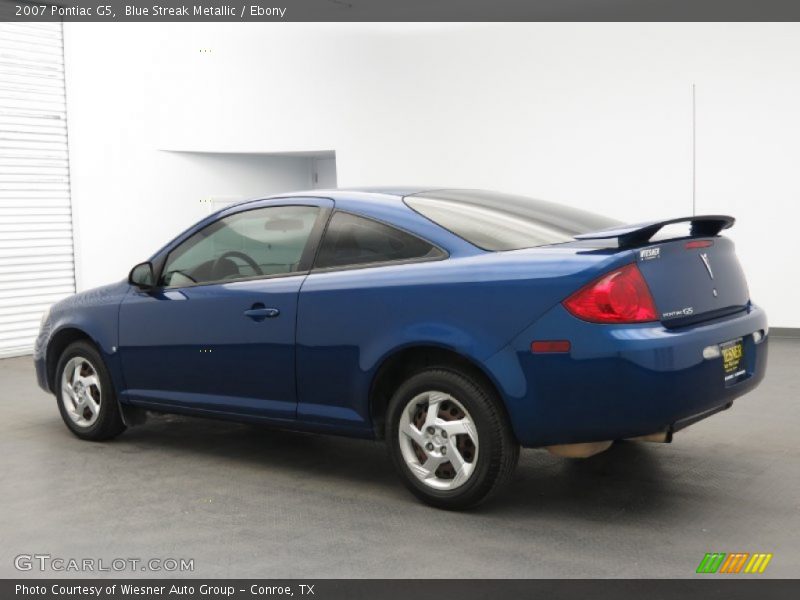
left=4, top=0, right=800, bottom=22
left=3, top=579, right=800, bottom=600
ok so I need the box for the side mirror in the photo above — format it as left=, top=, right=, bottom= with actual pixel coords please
left=128, top=261, right=155, bottom=290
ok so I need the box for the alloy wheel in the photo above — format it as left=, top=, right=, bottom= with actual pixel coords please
left=397, top=391, right=479, bottom=490
left=60, top=356, right=102, bottom=428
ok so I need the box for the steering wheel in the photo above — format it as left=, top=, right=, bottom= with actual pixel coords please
left=213, top=251, right=263, bottom=277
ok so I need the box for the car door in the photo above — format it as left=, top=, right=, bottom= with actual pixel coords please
left=118, top=199, right=332, bottom=419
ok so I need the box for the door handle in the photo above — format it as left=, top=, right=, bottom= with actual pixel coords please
left=244, top=304, right=280, bottom=322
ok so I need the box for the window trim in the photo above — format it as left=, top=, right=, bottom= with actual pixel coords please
left=310, top=210, right=449, bottom=274
left=155, top=204, right=331, bottom=290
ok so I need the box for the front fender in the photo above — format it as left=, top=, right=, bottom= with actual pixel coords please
left=35, top=281, right=130, bottom=396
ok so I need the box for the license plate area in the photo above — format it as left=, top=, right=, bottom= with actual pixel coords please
left=721, top=338, right=746, bottom=384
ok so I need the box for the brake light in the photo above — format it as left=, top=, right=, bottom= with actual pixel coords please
left=563, top=263, right=657, bottom=323
left=685, top=240, right=714, bottom=249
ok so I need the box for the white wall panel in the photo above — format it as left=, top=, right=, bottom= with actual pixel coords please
left=62, top=23, right=800, bottom=326
left=0, top=21, right=74, bottom=357
left=69, top=150, right=316, bottom=291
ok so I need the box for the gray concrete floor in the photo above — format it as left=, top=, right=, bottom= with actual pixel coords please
left=1, top=339, right=798, bottom=579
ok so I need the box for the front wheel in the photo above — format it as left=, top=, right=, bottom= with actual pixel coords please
left=55, top=341, right=126, bottom=441
left=386, top=369, right=519, bottom=510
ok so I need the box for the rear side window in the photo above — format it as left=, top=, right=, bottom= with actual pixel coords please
left=405, top=190, right=619, bottom=251
left=314, top=212, right=443, bottom=269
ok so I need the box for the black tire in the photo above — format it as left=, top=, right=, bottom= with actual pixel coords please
left=55, top=340, right=126, bottom=441
left=386, top=368, right=519, bottom=510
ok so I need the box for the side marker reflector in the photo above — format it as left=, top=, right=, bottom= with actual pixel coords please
left=531, top=340, right=571, bottom=353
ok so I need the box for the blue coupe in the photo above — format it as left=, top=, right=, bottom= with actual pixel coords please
left=34, top=188, right=768, bottom=509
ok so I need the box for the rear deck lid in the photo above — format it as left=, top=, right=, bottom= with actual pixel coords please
left=636, top=237, right=749, bottom=326
left=575, top=216, right=749, bottom=327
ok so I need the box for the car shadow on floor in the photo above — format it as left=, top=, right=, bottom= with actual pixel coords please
left=105, top=412, right=679, bottom=517
left=117, top=412, right=398, bottom=488
left=489, top=441, right=673, bottom=517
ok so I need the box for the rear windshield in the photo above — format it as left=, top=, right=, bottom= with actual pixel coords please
left=405, top=189, right=619, bottom=251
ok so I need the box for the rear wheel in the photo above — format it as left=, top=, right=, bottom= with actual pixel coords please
left=55, top=341, right=126, bottom=441
left=386, top=369, right=519, bottom=509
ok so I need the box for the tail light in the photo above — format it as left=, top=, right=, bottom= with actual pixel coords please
left=563, top=263, right=657, bottom=323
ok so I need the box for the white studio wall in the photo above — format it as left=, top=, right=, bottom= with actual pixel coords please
left=67, top=149, right=322, bottom=290
left=62, top=23, right=800, bottom=326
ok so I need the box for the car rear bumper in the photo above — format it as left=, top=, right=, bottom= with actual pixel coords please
left=490, top=303, right=768, bottom=448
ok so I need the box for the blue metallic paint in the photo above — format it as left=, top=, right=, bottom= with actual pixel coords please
left=34, top=189, right=768, bottom=448
left=637, top=237, right=748, bottom=321
left=295, top=246, right=626, bottom=431
left=34, top=280, right=130, bottom=394
left=493, top=302, right=767, bottom=446
left=118, top=276, right=304, bottom=419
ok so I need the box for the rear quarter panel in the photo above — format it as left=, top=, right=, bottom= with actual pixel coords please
left=295, top=247, right=629, bottom=431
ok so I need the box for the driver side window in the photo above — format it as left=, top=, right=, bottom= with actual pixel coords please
left=160, top=205, right=321, bottom=288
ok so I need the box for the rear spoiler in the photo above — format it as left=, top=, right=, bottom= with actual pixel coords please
left=574, top=215, right=735, bottom=248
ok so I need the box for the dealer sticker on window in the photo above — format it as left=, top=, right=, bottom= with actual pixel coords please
left=721, top=338, right=745, bottom=382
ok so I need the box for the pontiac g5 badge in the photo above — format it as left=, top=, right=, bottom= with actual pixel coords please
left=700, top=252, right=714, bottom=280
